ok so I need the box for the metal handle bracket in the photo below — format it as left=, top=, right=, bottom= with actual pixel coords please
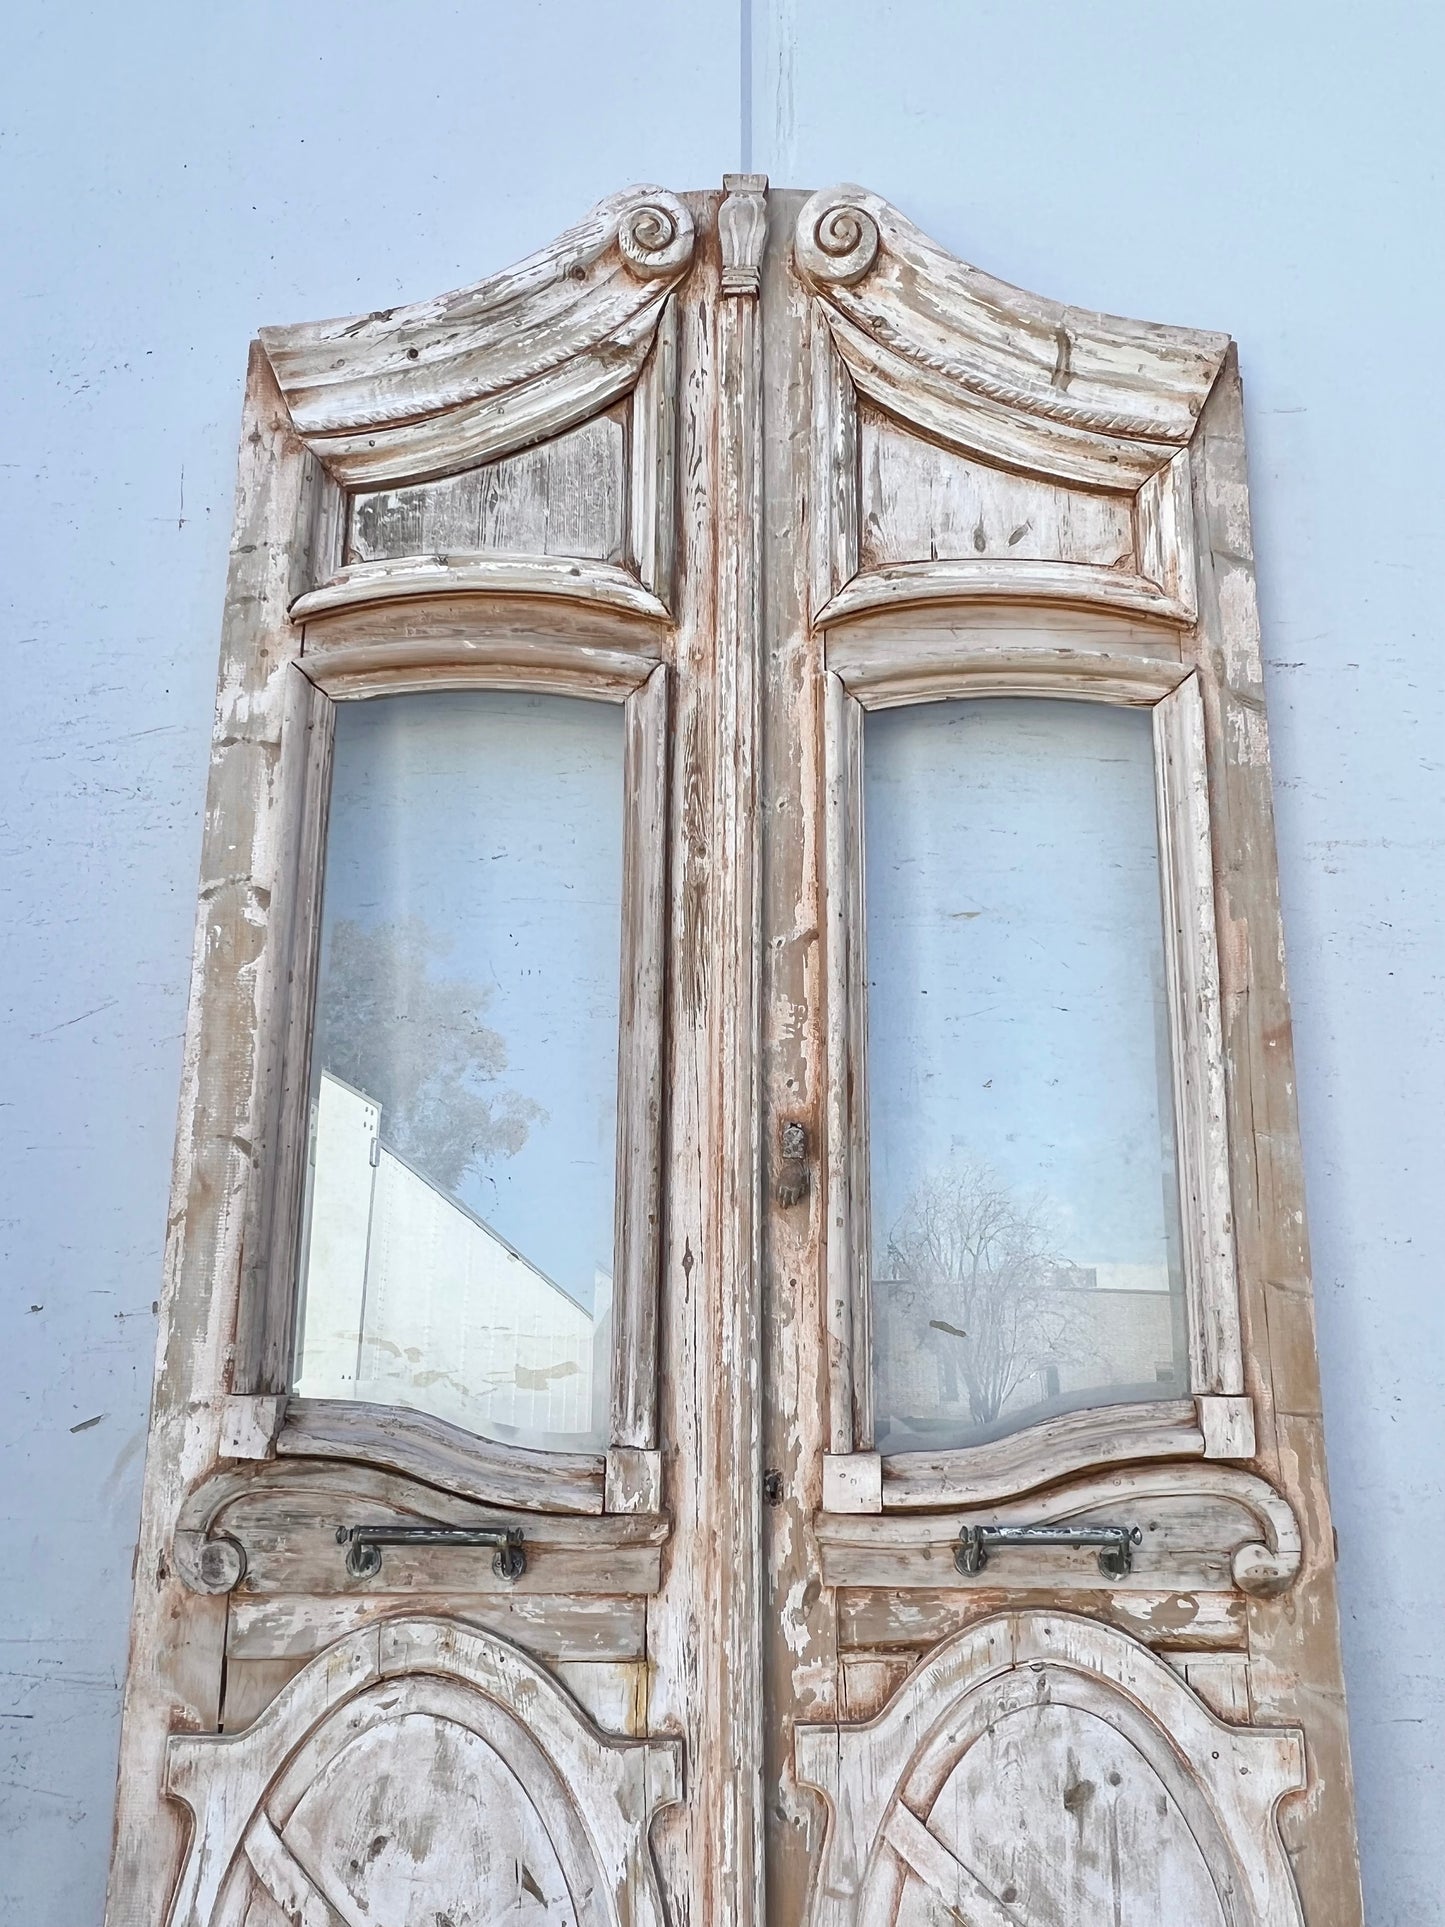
left=336, top=1523, right=526, bottom=1581
left=955, top=1521, right=1142, bottom=1579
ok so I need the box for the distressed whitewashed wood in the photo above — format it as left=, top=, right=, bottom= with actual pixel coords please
left=166, top=1619, right=681, bottom=1927
left=818, top=555, right=1193, bottom=627
left=109, top=179, right=1361, bottom=1927
left=172, top=1456, right=667, bottom=1599
left=878, top=1401, right=1204, bottom=1507
left=821, top=672, right=866, bottom=1451
left=1173, top=1651, right=1254, bottom=1723
left=834, top=639, right=1189, bottom=709
left=219, top=1396, right=285, bottom=1462
left=793, top=186, right=1229, bottom=477
left=859, top=404, right=1136, bottom=571
left=299, top=632, right=659, bottom=704
left=1199, top=1392, right=1257, bottom=1459
left=629, top=299, right=680, bottom=607
left=261, top=186, right=695, bottom=487
left=837, top=1586, right=1249, bottom=1656
left=292, top=553, right=670, bottom=626
left=822, top=1451, right=881, bottom=1514
left=1156, top=673, right=1243, bottom=1395
left=349, top=413, right=627, bottom=564
left=795, top=1612, right=1306, bottom=1927
left=817, top=1462, right=1302, bottom=1596
left=277, top=1398, right=606, bottom=1515
left=227, top=1593, right=649, bottom=1665
left=612, top=665, right=670, bottom=1453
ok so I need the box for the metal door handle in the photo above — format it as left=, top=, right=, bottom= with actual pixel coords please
left=955, top=1521, right=1141, bottom=1578
left=336, top=1523, right=526, bottom=1581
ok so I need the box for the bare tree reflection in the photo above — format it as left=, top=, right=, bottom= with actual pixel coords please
left=316, top=916, right=543, bottom=1195
left=878, top=1158, right=1085, bottom=1433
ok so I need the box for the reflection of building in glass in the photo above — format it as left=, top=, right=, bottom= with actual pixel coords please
left=295, top=1072, right=609, bottom=1451
left=874, top=1259, right=1186, bottom=1454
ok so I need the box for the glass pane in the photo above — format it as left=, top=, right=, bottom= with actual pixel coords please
left=293, top=690, right=623, bottom=1453
left=866, top=697, right=1187, bottom=1454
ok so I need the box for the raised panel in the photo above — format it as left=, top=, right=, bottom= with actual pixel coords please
left=859, top=405, right=1135, bottom=572
left=165, top=1619, right=681, bottom=1927
left=795, top=1613, right=1306, bottom=1927
left=897, top=1707, right=1228, bottom=1927
left=349, top=414, right=626, bottom=565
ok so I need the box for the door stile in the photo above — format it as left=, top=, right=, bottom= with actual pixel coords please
left=705, top=170, right=769, bottom=1927
left=106, top=347, right=327, bottom=1925
left=758, top=187, right=843, bottom=1926
left=646, top=178, right=770, bottom=1927
left=1187, top=356, right=1364, bottom=1922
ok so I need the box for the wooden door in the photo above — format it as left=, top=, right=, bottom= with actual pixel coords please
left=107, top=180, right=1361, bottom=1927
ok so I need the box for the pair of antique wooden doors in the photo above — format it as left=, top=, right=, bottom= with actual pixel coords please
left=107, top=179, right=1362, bottom=1926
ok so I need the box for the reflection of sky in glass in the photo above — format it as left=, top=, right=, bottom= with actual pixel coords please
left=865, top=698, right=1182, bottom=1276
left=316, top=692, right=623, bottom=1310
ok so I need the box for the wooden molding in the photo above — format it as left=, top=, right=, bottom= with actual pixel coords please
left=818, top=1460, right=1302, bottom=1598
left=166, top=1619, right=681, bottom=1926
left=817, top=558, right=1193, bottom=629
left=796, top=1612, right=1305, bottom=1927
left=276, top=1399, right=606, bottom=1515
left=878, top=1400, right=1205, bottom=1510
left=260, top=186, right=695, bottom=489
left=291, top=553, right=671, bottom=627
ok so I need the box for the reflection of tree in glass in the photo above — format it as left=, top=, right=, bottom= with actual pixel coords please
left=880, top=1158, right=1084, bottom=1432
left=316, top=917, right=544, bottom=1195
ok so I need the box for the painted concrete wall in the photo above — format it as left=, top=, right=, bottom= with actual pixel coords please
left=1, top=4, right=1439, bottom=1920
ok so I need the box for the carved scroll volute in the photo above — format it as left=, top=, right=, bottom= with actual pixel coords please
left=794, top=186, right=880, bottom=289
left=259, top=185, right=696, bottom=490
left=617, top=190, right=695, bottom=279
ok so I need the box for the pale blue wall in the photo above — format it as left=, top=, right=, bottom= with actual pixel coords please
left=2, top=4, right=1439, bottom=1920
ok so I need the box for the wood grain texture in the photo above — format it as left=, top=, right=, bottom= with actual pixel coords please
left=275, top=1399, right=606, bottom=1514
left=167, top=1619, right=681, bottom=1927
left=1156, top=674, right=1243, bottom=1396
left=611, top=665, right=669, bottom=1452
left=1185, top=352, right=1363, bottom=1923
left=858, top=402, right=1136, bottom=572
left=818, top=1461, right=1302, bottom=1596
left=260, top=185, right=695, bottom=487
left=107, top=180, right=1360, bottom=1927
left=818, top=556, right=1193, bottom=627
left=758, top=189, right=842, bottom=1927
left=291, top=552, right=670, bottom=626
left=348, top=412, right=626, bottom=564
left=796, top=1612, right=1306, bottom=1927
left=106, top=346, right=322, bottom=1925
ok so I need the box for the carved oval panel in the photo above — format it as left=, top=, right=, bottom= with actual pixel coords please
left=796, top=1613, right=1306, bottom=1927
left=165, top=1619, right=681, bottom=1927
left=276, top=1706, right=577, bottom=1923
left=894, top=1701, right=1226, bottom=1927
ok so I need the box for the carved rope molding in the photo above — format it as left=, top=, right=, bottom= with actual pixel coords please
left=260, top=185, right=695, bottom=488
left=793, top=185, right=1228, bottom=447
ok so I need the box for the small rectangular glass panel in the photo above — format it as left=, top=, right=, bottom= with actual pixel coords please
left=866, top=697, right=1187, bottom=1454
left=294, top=690, right=624, bottom=1452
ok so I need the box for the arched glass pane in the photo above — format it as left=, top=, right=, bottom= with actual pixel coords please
left=293, top=690, right=623, bottom=1452
left=866, top=696, right=1187, bottom=1454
